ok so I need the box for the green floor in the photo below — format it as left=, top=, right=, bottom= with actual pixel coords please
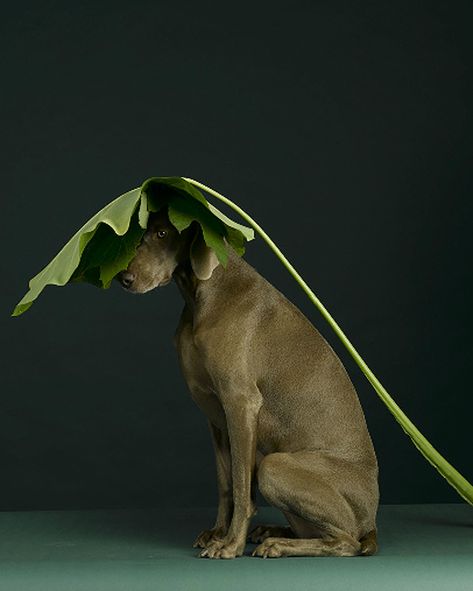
left=0, top=504, right=471, bottom=591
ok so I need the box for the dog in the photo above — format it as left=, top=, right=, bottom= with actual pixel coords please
left=117, top=208, right=379, bottom=559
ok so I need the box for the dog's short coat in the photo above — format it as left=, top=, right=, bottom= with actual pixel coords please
left=117, top=209, right=379, bottom=559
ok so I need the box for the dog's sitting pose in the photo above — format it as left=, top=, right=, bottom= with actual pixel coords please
left=117, top=209, right=379, bottom=559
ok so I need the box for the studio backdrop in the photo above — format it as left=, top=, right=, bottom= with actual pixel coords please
left=1, top=1, right=472, bottom=510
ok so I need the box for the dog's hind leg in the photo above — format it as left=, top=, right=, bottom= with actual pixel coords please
left=253, top=451, right=378, bottom=558
left=252, top=534, right=360, bottom=558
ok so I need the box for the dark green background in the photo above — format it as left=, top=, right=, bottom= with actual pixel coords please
left=1, top=1, right=472, bottom=510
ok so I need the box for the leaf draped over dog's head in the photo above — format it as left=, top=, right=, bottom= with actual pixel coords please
left=12, top=177, right=254, bottom=317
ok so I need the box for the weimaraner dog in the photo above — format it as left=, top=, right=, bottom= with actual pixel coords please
left=117, top=208, right=379, bottom=559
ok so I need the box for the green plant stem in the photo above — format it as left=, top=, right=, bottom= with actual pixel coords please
left=183, top=177, right=473, bottom=505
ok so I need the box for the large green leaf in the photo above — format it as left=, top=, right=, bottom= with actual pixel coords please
left=12, top=177, right=254, bottom=316
left=11, top=174, right=473, bottom=507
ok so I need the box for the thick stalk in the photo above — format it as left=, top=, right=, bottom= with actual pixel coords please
left=183, top=177, right=473, bottom=505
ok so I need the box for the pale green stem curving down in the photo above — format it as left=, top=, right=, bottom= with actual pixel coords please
left=182, top=177, right=473, bottom=506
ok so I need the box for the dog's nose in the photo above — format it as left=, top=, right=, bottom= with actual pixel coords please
left=119, top=271, right=135, bottom=288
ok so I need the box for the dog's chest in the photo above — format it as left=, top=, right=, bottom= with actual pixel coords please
left=174, top=315, right=227, bottom=429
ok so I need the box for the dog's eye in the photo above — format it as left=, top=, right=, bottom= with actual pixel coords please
left=156, top=230, right=167, bottom=239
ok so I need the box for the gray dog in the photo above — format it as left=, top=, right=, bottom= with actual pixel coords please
left=117, top=208, right=379, bottom=559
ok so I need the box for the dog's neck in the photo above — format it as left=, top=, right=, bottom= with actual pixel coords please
left=172, top=249, right=247, bottom=314
left=172, top=259, right=201, bottom=309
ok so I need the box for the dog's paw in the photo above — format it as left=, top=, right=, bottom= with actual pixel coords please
left=199, top=537, right=245, bottom=559
left=193, top=527, right=226, bottom=549
left=252, top=537, right=288, bottom=558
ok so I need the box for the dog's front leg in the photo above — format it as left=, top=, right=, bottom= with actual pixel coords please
left=200, top=389, right=261, bottom=559
left=193, top=421, right=233, bottom=549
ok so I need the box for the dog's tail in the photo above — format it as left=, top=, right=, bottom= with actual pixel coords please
left=358, top=529, right=378, bottom=556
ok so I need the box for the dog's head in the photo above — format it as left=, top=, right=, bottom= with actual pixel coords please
left=116, top=209, right=219, bottom=293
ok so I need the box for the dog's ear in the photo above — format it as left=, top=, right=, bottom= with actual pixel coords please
left=189, top=226, right=220, bottom=280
